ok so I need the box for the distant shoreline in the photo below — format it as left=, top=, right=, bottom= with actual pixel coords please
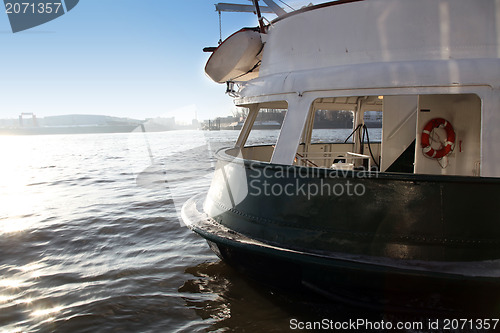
left=0, top=125, right=140, bottom=136
left=0, top=113, right=201, bottom=135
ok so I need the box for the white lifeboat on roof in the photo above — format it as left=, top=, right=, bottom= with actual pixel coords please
left=205, top=27, right=263, bottom=83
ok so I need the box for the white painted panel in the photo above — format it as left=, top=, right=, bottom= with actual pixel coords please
left=271, top=96, right=314, bottom=165
left=381, top=96, right=418, bottom=172
left=235, top=104, right=260, bottom=148
left=481, top=92, right=500, bottom=177
left=262, top=0, right=500, bottom=76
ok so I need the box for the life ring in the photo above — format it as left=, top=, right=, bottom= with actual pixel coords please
left=421, top=118, right=456, bottom=159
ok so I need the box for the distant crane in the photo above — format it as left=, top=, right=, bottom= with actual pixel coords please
left=18, top=113, right=38, bottom=128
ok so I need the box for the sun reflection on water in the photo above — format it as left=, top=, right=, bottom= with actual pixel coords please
left=0, top=278, right=26, bottom=289
left=0, top=259, right=62, bottom=329
left=0, top=294, right=16, bottom=304
left=18, top=262, right=45, bottom=279
left=0, top=137, right=37, bottom=235
left=0, top=136, right=59, bottom=235
left=0, top=217, right=36, bottom=235
left=0, top=327, right=26, bottom=333
left=31, top=306, right=63, bottom=318
left=15, top=297, right=33, bottom=305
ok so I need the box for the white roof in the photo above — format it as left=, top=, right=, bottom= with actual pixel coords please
left=237, top=0, right=500, bottom=100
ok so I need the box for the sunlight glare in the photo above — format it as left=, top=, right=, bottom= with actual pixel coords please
left=0, top=294, right=16, bottom=304
left=0, top=326, right=25, bottom=333
left=0, top=218, right=35, bottom=234
left=31, top=306, right=63, bottom=318
left=0, top=279, right=25, bottom=289
left=19, top=262, right=45, bottom=279
left=15, top=297, right=33, bottom=305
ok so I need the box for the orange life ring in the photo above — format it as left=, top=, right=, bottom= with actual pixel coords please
left=421, top=118, right=456, bottom=159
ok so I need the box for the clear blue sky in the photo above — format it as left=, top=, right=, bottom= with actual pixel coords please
left=0, top=0, right=313, bottom=122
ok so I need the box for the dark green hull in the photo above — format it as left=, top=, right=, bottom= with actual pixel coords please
left=182, top=148, right=500, bottom=311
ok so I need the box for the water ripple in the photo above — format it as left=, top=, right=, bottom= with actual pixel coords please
left=0, top=130, right=398, bottom=332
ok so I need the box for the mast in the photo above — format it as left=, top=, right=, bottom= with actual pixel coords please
left=252, top=0, right=266, bottom=32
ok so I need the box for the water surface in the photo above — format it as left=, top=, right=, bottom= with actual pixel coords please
left=2, top=128, right=468, bottom=333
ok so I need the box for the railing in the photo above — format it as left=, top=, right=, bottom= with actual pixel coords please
left=237, top=143, right=379, bottom=169
left=295, top=151, right=371, bottom=170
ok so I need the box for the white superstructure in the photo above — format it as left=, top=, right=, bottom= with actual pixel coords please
left=225, top=0, right=500, bottom=177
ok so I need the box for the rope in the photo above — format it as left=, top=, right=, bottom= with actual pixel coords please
left=343, top=124, right=380, bottom=170
left=429, top=128, right=445, bottom=151
left=218, top=11, right=222, bottom=44
left=423, top=126, right=451, bottom=168
left=344, top=124, right=362, bottom=143
left=229, top=60, right=262, bottom=81
left=295, top=152, right=319, bottom=167
left=363, top=125, right=380, bottom=169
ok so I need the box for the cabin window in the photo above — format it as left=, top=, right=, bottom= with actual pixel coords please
left=234, top=106, right=287, bottom=162
left=294, top=97, right=382, bottom=169
left=245, top=108, right=286, bottom=146
left=310, top=110, right=355, bottom=144
left=363, top=111, right=382, bottom=142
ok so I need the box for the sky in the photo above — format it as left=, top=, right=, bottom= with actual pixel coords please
left=0, top=0, right=316, bottom=122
